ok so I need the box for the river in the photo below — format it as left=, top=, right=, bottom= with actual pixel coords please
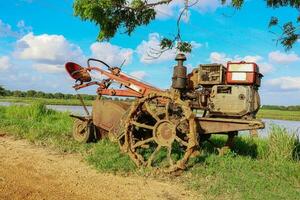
left=1, top=102, right=299, bottom=137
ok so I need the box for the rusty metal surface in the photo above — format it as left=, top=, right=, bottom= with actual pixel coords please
left=196, top=117, right=265, bottom=134
left=122, top=91, right=198, bottom=172
left=92, top=99, right=130, bottom=132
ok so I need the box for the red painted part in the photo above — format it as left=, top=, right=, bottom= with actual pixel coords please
left=69, top=64, right=162, bottom=98
left=73, top=81, right=101, bottom=90
left=226, top=62, right=263, bottom=86
left=97, top=89, right=143, bottom=97
left=87, top=66, right=162, bottom=96
left=65, top=62, right=83, bottom=80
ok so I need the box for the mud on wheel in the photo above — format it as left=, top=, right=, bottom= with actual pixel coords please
left=123, top=92, right=198, bottom=172
left=73, top=119, right=95, bottom=143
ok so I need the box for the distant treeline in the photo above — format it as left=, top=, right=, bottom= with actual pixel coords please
left=1, top=86, right=299, bottom=108
left=0, top=86, right=133, bottom=102
left=261, top=105, right=300, bottom=111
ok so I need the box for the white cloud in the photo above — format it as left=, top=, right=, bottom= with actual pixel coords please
left=0, top=19, right=31, bottom=38
left=191, top=41, right=202, bottom=49
left=14, top=32, right=84, bottom=73
left=0, top=56, right=11, bottom=71
left=195, top=0, right=224, bottom=13
left=150, top=0, right=181, bottom=19
left=267, top=76, right=300, bottom=91
left=0, top=20, right=17, bottom=37
left=268, top=51, right=300, bottom=64
left=151, top=0, right=225, bottom=20
left=90, top=42, right=133, bottom=66
left=209, top=52, right=273, bottom=74
left=209, top=52, right=230, bottom=64
left=130, top=71, right=147, bottom=79
left=258, top=62, right=274, bottom=74
left=237, top=55, right=263, bottom=63
left=136, top=33, right=201, bottom=64
left=32, top=63, right=64, bottom=73
left=16, top=20, right=32, bottom=35
left=15, top=32, right=84, bottom=64
left=136, top=33, right=177, bottom=64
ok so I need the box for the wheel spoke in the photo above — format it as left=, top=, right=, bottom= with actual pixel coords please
left=144, top=101, right=160, bottom=121
left=179, top=117, right=188, bottom=123
left=133, top=137, right=154, bottom=148
left=131, top=121, right=154, bottom=130
left=175, top=136, right=189, bottom=147
left=165, top=100, right=170, bottom=120
left=167, top=147, right=174, bottom=166
left=147, top=145, right=161, bottom=167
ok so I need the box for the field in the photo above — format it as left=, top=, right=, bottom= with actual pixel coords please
left=257, top=109, right=300, bottom=121
left=1, top=96, right=300, bottom=121
left=0, top=103, right=299, bottom=199
left=0, top=96, right=95, bottom=106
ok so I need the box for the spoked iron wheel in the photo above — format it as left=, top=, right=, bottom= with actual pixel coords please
left=123, top=92, right=198, bottom=172
left=73, top=119, right=95, bottom=143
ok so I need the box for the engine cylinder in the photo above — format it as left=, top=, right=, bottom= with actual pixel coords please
left=172, top=54, right=187, bottom=89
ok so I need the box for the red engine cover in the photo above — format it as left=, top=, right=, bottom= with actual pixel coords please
left=226, top=62, right=262, bottom=86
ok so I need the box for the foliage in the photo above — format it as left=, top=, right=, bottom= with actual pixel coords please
left=73, top=0, right=300, bottom=53
left=0, top=86, right=96, bottom=100
left=261, top=105, right=300, bottom=111
left=0, top=86, right=5, bottom=96
left=73, top=0, right=156, bottom=41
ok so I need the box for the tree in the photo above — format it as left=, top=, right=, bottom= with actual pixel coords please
left=26, top=90, right=37, bottom=97
left=74, top=0, right=300, bottom=52
left=13, top=90, right=25, bottom=97
left=0, top=86, right=6, bottom=96
left=35, top=91, right=46, bottom=98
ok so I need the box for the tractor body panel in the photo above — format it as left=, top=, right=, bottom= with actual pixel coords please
left=208, top=85, right=260, bottom=118
left=92, top=99, right=130, bottom=132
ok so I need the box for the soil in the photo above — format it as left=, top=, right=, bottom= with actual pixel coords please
left=0, top=135, right=201, bottom=200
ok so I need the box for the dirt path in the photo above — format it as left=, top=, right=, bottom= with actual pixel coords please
left=0, top=135, right=201, bottom=200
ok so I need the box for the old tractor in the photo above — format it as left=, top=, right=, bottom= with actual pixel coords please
left=65, top=54, right=265, bottom=172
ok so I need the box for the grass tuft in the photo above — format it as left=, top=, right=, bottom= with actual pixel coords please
left=86, top=139, right=136, bottom=173
left=263, top=125, right=300, bottom=161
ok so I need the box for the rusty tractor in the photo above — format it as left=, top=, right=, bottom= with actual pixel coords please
left=65, top=54, right=265, bottom=172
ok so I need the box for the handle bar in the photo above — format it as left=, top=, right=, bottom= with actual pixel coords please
left=87, top=58, right=112, bottom=71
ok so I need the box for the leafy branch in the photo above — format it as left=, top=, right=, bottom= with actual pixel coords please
left=74, top=0, right=300, bottom=55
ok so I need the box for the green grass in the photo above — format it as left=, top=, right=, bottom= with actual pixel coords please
left=0, top=104, right=299, bottom=199
left=258, top=109, right=300, bottom=121
left=186, top=128, right=300, bottom=199
left=0, top=96, right=94, bottom=106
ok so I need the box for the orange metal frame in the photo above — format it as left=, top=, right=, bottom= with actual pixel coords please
left=73, top=66, right=162, bottom=98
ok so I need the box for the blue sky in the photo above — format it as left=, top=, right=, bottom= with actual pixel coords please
left=0, top=0, right=299, bottom=105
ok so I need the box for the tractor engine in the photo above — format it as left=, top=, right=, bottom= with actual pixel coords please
left=174, top=54, right=263, bottom=119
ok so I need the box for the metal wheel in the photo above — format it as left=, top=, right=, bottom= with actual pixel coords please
left=123, top=92, right=198, bottom=172
left=73, top=119, right=94, bottom=143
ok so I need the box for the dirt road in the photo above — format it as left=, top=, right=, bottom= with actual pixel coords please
left=0, top=135, right=200, bottom=200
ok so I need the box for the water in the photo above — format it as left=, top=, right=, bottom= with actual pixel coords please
left=251, top=119, right=299, bottom=138
left=46, top=105, right=92, bottom=115
left=1, top=102, right=299, bottom=137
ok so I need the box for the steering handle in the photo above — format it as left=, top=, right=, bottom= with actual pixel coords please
left=87, top=58, right=112, bottom=71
